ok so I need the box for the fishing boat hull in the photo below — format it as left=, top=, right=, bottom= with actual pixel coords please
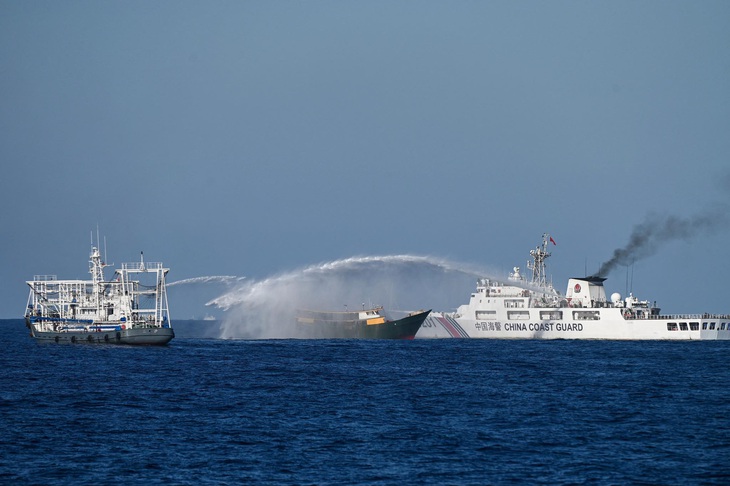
left=298, top=309, right=431, bottom=339
left=26, top=318, right=175, bottom=345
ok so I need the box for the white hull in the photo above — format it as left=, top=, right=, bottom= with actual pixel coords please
left=416, top=233, right=730, bottom=341
left=418, top=312, right=730, bottom=340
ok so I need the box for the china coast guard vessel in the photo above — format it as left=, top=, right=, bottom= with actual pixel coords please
left=24, top=243, right=174, bottom=345
left=418, top=234, right=730, bottom=340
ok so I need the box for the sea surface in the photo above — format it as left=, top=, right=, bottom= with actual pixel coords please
left=2, top=319, right=729, bottom=485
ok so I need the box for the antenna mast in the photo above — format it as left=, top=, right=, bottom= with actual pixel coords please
left=527, top=233, right=552, bottom=288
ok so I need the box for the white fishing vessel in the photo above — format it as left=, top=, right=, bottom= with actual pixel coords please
left=418, top=234, right=730, bottom=340
left=24, top=242, right=174, bottom=345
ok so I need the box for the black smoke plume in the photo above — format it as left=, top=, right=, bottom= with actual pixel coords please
left=597, top=203, right=728, bottom=277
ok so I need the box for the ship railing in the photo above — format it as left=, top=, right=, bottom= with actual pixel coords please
left=646, top=313, right=730, bottom=320
left=491, top=292, right=529, bottom=298
left=121, top=262, right=164, bottom=271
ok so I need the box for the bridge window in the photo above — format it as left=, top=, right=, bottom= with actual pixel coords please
left=572, top=311, right=600, bottom=320
left=540, top=311, right=562, bottom=320
left=709, top=322, right=716, bottom=330
left=679, top=322, right=688, bottom=331
left=504, top=299, right=525, bottom=308
left=690, top=322, right=699, bottom=331
left=702, top=322, right=708, bottom=330
left=507, top=311, right=530, bottom=320
left=667, top=323, right=678, bottom=331
left=721, top=323, right=726, bottom=330
left=475, top=310, right=497, bottom=321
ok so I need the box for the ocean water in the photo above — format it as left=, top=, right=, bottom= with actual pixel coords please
left=2, top=319, right=729, bottom=485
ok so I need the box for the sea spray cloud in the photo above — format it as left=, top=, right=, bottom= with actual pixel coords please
left=207, top=255, right=497, bottom=339
left=166, top=276, right=247, bottom=320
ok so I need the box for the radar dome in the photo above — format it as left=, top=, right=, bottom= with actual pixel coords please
left=611, top=292, right=622, bottom=304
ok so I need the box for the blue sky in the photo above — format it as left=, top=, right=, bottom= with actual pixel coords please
left=2, top=1, right=729, bottom=319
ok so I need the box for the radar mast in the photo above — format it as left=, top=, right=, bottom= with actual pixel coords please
left=527, top=233, right=553, bottom=288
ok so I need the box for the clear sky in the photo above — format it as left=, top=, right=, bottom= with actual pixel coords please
left=2, top=1, right=729, bottom=320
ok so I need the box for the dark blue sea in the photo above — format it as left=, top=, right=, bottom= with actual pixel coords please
left=2, top=319, right=729, bottom=485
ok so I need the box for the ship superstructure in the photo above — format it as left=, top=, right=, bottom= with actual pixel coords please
left=418, top=234, right=730, bottom=340
left=25, top=242, right=174, bottom=345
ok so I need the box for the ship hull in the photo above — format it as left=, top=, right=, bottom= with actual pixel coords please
left=300, top=310, right=430, bottom=339
left=416, top=234, right=730, bottom=341
left=26, top=318, right=175, bottom=345
left=418, top=312, right=730, bottom=340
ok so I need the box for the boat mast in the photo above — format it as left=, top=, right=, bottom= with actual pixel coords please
left=527, top=233, right=552, bottom=288
left=88, top=228, right=110, bottom=318
left=89, top=246, right=106, bottom=284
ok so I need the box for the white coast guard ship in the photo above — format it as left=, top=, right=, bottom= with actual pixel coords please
left=417, top=234, right=730, bottom=340
left=24, top=242, right=174, bottom=345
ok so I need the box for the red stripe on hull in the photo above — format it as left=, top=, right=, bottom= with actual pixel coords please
left=437, top=316, right=463, bottom=338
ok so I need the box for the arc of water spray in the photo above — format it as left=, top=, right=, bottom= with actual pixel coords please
left=204, top=254, right=505, bottom=339
left=206, top=254, right=492, bottom=311
left=167, top=275, right=245, bottom=287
